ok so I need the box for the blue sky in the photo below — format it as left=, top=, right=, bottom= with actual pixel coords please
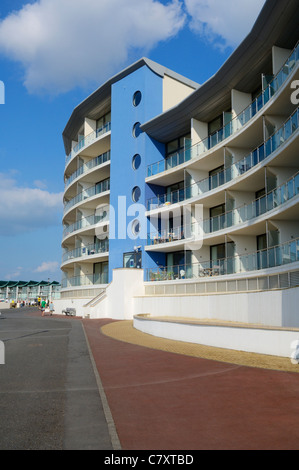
left=0, top=0, right=266, bottom=282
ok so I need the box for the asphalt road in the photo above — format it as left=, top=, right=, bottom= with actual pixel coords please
left=0, top=308, right=113, bottom=450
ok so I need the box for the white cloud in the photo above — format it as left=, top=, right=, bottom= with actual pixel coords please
left=184, top=0, right=266, bottom=49
left=35, top=261, right=59, bottom=273
left=0, top=0, right=186, bottom=94
left=34, top=179, right=48, bottom=190
left=5, top=267, right=23, bottom=280
left=0, top=172, right=63, bottom=236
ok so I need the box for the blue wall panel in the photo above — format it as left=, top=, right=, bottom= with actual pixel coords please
left=109, top=65, right=165, bottom=281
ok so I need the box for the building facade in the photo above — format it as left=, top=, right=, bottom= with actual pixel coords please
left=0, top=280, right=61, bottom=303
left=59, top=0, right=299, bottom=335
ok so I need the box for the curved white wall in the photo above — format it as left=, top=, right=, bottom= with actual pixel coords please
left=134, top=315, right=299, bottom=358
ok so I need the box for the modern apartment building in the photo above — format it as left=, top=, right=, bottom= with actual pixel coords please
left=0, top=280, right=61, bottom=302
left=59, top=0, right=299, bottom=346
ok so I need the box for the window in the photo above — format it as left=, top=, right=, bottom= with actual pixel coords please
left=166, top=251, right=191, bottom=268
left=257, top=233, right=268, bottom=269
left=255, top=188, right=266, bottom=216
left=132, top=186, right=141, bottom=203
left=168, top=212, right=184, bottom=232
left=210, top=204, right=226, bottom=232
left=132, top=122, right=142, bottom=138
left=96, top=111, right=111, bottom=130
left=95, top=178, right=110, bottom=193
left=208, top=114, right=223, bottom=135
left=94, top=262, right=108, bottom=284
left=210, top=243, right=226, bottom=262
left=166, top=180, right=184, bottom=204
left=165, top=134, right=191, bottom=169
left=123, top=251, right=142, bottom=269
left=209, top=165, right=225, bottom=189
left=132, top=154, right=141, bottom=170
left=210, top=203, right=225, bottom=219
left=131, top=219, right=141, bottom=236
left=210, top=242, right=235, bottom=274
left=256, top=188, right=266, bottom=199
left=257, top=233, right=267, bottom=251
left=166, top=251, right=192, bottom=279
left=133, top=91, right=142, bottom=107
left=166, top=134, right=191, bottom=158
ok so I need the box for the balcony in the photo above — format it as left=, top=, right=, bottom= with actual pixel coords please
left=65, top=151, right=110, bottom=189
left=206, top=172, right=299, bottom=234
left=61, top=272, right=108, bottom=289
left=147, top=223, right=197, bottom=247
left=146, top=237, right=299, bottom=282
left=63, top=206, right=109, bottom=239
left=62, top=239, right=109, bottom=264
left=146, top=42, right=299, bottom=179
left=147, top=107, right=299, bottom=211
left=65, top=122, right=111, bottom=168
left=147, top=169, right=299, bottom=247
left=63, top=178, right=110, bottom=214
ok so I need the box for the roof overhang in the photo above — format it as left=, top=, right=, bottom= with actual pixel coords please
left=140, top=0, right=299, bottom=142
left=62, top=58, right=199, bottom=155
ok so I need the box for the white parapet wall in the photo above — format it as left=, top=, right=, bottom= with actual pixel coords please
left=0, top=302, right=10, bottom=310
left=133, top=315, right=299, bottom=359
left=55, top=268, right=145, bottom=319
left=105, top=268, right=145, bottom=319
left=51, top=297, right=91, bottom=317
left=133, top=285, right=299, bottom=329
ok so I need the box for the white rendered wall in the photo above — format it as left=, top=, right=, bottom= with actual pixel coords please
left=0, top=302, right=10, bottom=310
left=52, top=298, right=92, bottom=317
left=56, top=268, right=145, bottom=319
left=163, top=75, right=195, bottom=111
left=231, top=89, right=252, bottom=119
left=105, top=268, right=145, bottom=319
left=133, top=286, right=299, bottom=328
left=272, top=46, right=292, bottom=75
left=133, top=315, right=299, bottom=358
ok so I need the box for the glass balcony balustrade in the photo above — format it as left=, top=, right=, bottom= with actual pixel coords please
left=62, top=239, right=109, bottom=263
left=147, top=170, right=299, bottom=245
left=63, top=206, right=110, bottom=239
left=205, top=170, right=299, bottom=234
left=147, top=107, right=299, bottom=210
left=147, top=42, right=299, bottom=178
left=147, top=223, right=197, bottom=246
left=64, top=178, right=110, bottom=214
left=146, top=237, right=299, bottom=281
left=65, top=151, right=111, bottom=189
left=61, top=272, right=109, bottom=288
left=65, top=122, right=111, bottom=167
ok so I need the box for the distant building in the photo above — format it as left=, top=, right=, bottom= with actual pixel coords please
left=59, top=0, right=299, bottom=333
left=0, top=280, right=61, bottom=302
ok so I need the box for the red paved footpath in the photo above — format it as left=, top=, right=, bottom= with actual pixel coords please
left=82, top=319, right=299, bottom=451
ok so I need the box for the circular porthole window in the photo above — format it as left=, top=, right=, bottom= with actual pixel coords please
left=132, top=186, right=141, bottom=203
left=132, top=154, right=141, bottom=170
left=133, top=91, right=142, bottom=107
left=132, top=122, right=142, bottom=138
left=132, top=219, right=141, bottom=236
